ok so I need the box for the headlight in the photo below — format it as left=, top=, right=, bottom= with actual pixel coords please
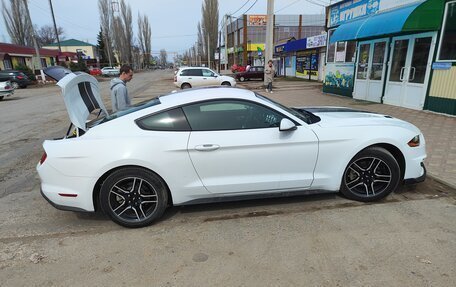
left=408, top=135, right=420, bottom=147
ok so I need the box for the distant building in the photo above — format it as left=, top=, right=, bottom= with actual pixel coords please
left=225, top=14, right=325, bottom=68
left=44, top=38, right=98, bottom=62
left=0, top=42, right=58, bottom=71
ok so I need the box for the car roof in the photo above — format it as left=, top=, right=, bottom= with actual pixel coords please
left=158, top=87, right=256, bottom=107
left=179, top=67, right=212, bottom=70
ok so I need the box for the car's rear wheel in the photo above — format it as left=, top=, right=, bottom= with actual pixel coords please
left=100, top=167, right=168, bottom=228
left=340, top=147, right=400, bottom=202
left=181, top=83, right=191, bottom=89
left=221, top=82, right=231, bottom=86
left=11, top=82, right=19, bottom=89
left=0, top=96, right=4, bottom=101
left=239, top=76, right=245, bottom=82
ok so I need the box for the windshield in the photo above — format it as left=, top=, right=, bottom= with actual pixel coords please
left=255, top=93, right=320, bottom=124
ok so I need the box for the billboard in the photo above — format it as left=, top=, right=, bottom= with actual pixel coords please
left=248, top=15, right=267, bottom=26
left=329, top=0, right=380, bottom=27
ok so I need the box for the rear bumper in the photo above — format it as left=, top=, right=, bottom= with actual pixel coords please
left=40, top=188, right=89, bottom=212
left=404, top=162, right=426, bottom=185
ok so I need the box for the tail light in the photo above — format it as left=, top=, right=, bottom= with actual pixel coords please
left=16, top=75, right=24, bottom=80
left=5, top=84, right=11, bottom=89
left=39, top=152, right=47, bottom=165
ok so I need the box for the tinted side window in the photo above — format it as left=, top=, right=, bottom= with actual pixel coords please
left=182, top=100, right=285, bottom=131
left=181, top=69, right=202, bottom=76
left=136, top=108, right=190, bottom=131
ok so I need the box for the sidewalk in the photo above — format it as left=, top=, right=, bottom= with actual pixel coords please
left=239, top=79, right=456, bottom=188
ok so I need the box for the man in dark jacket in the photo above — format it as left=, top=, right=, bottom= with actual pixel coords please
left=110, top=65, right=133, bottom=112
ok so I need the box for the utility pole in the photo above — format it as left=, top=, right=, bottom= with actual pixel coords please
left=218, top=30, right=221, bottom=73
left=48, top=0, right=61, bottom=52
left=264, top=0, right=274, bottom=85
left=224, top=14, right=228, bottom=70
left=23, top=0, right=46, bottom=83
left=207, top=33, right=210, bottom=69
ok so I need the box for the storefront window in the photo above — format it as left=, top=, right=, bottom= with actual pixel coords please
left=327, top=30, right=335, bottom=63
left=345, top=41, right=356, bottom=63
left=335, top=42, right=346, bottom=62
left=438, top=1, right=456, bottom=61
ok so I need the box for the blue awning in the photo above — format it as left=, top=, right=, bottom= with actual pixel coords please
left=330, top=1, right=423, bottom=43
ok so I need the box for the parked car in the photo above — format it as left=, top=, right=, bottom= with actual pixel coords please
left=89, top=67, right=102, bottom=76
left=174, top=67, right=236, bottom=89
left=231, top=64, right=246, bottom=73
left=235, top=66, right=265, bottom=82
left=37, top=70, right=426, bottom=228
left=0, top=70, right=31, bottom=89
left=0, top=80, right=14, bottom=100
left=101, top=66, right=120, bottom=77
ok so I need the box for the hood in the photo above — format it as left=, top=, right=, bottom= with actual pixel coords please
left=295, top=107, right=420, bottom=133
left=110, top=77, right=125, bottom=89
left=55, top=72, right=108, bottom=131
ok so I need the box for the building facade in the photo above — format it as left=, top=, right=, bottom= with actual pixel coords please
left=44, top=39, right=98, bottom=61
left=324, top=0, right=456, bottom=115
left=0, top=42, right=58, bottom=71
left=226, top=14, right=325, bottom=68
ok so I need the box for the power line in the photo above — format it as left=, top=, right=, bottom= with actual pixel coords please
left=229, top=0, right=252, bottom=16
left=235, top=0, right=259, bottom=17
left=275, top=0, right=302, bottom=13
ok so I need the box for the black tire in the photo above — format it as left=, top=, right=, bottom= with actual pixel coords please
left=100, top=167, right=168, bottom=228
left=221, top=81, right=231, bottom=86
left=239, top=76, right=245, bottom=82
left=0, top=96, right=4, bottom=101
left=181, top=83, right=191, bottom=89
left=340, top=147, right=400, bottom=202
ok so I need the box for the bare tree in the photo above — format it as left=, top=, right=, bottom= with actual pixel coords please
left=98, top=0, right=115, bottom=66
left=159, top=49, right=167, bottom=67
left=111, top=0, right=133, bottom=65
left=137, top=13, right=151, bottom=68
left=36, top=25, right=65, bottom=46
left=197, top=22, right=204, bottom=63
left=201, top=0, right=219, bottom=68
left=2, top=0, right=34, bottom=46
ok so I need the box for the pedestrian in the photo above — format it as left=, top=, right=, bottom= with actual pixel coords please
left=264, top=60, right=275, bottom=93
left=246, top=63, right=251, bottom=72
left=110, top=64, right=133, bottom=112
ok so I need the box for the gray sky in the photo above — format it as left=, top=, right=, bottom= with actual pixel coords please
left=0, top=0, right=327, bottom=55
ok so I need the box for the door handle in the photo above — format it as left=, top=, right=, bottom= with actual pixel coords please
left=188, top=77, right=192, bottom=79
left=409, top=67, right=416, bottom=81
left=194, top=144, right=220, bottom=151
left=399, top=67, right=406, bottom=81
left=203, top=77, right=207, bottom=80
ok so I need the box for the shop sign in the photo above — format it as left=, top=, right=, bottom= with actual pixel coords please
left=227, top=47, right=235, bottom=54
left=329, top=0, right=380, bottom=27
left=432, top=62, right=452, bottom=70
left=248, top=15, right=267, bottom=26
left=307, top=34, right=327, bottom=49
left=275, top=45, right=285, bottom=53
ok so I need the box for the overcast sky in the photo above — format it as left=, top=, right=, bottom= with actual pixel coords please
left=0, top=0, right=328, bottom=55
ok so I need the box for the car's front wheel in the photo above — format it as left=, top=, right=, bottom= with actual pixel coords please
left=340, top=147, right=400, bottom=202
left=239, top=76, right=245, bottom=82
left=11, top=82, right=19, bottom=89
left=100, top=167, right=168, bottom=228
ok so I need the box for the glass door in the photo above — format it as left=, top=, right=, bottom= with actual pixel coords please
left=384, top=32, right=437, bottom=110
left=353, top=38, right=388, bottom=103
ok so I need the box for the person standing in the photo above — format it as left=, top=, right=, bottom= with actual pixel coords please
left=264, top=60, right=275, bottom=93
left=110, top=65, right=134, bottom=112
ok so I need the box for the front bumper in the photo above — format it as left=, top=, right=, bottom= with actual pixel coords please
left=404, top=162, right=426, bottom=185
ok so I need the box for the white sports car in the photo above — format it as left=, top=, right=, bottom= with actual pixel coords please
left=37, top=69, right=426, bottom=228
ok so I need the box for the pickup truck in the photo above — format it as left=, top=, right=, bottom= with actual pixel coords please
left=101, top=67, right=120, bottom=77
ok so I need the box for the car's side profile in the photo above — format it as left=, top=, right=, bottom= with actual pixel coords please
left=0, top=70, right=31, bottom=89
left=37, top=72, right=426, bottom=228
left=101, top=66, right=120, bottom=77
left=0, top=80, right=14, bottom=100
left=236, top=66, right=265, bottom=82
left=174, top=67, right=236, bottom=89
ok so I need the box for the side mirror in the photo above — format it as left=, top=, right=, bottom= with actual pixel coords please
left=279, top=118, right=297, bottom=132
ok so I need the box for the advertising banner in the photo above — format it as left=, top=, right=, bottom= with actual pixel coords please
left=248, top=15, right=267, bottom=26
left=324, top=63, right=354, bottom=89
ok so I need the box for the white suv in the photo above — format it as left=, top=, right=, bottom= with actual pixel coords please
left=101, top=67, right=120, bottom=77
left=174, top=67, right=236, bottom=89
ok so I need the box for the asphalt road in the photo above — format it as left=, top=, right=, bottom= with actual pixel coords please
left=0, top=70, right=455, bottom=286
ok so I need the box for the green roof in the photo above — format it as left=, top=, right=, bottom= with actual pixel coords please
left=46, top=38, right=95, bottom=47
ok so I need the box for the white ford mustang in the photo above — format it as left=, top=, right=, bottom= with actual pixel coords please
left=37, top=70, right=426, bottom=228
